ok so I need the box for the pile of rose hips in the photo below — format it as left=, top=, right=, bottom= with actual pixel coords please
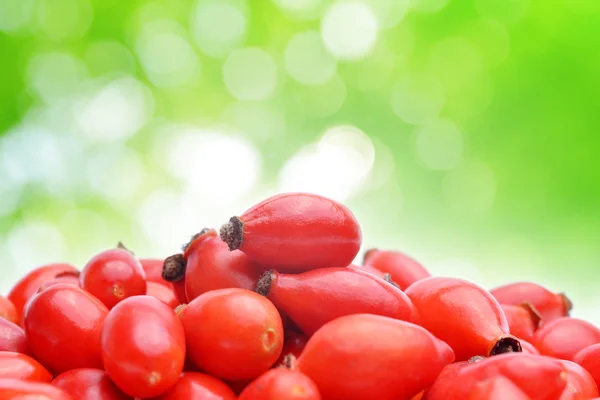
left=0, top=192, right=599, bottom=400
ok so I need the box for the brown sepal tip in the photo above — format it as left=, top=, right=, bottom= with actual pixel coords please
left=219, top=216, right=244, bottom=251
left=362, top=248, right=378, bottom=264
left=255, top=270, right=275, bottom=297
left=383, top=273, right=400, bottom=289
left=559, top=292, right=573, bottom=315
left=162, top=254, right=186, bottom=282
left=181, top=227, right=212, bottom=252
left=520, top=301, right=542, bottom=330
left=116, top=242, right=135, bottom=255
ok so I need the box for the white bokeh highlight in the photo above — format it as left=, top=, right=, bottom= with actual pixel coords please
left=0, top=0, right=35, bottom=32
left=273, top=0, right=326, bottom=18
left=284, top=30, right=337, bottom=85
left=321, top=1, right=379, bottom=61
left=191, top=0, right=247, bottom=58
left=278, top=125, right=375, bottom=201
left=223, top=47, right=278, bottom=101
left=7, top=220, right=66, bottom=273
left=27, top=52, right=88, bottom=103
left=368, top=0, right=410, bottom=29
left=414, top=119, right=463, bottom=171
left=36, top=0, right=93, bottom=41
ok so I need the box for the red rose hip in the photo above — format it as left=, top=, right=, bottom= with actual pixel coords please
left=101, top=296, right=185, bottom=398
left=501, top=303, right=541, bottom=341
left=238, top=365, right=321, bottom=400
left=405, top=277, right=521, bottom=361
left=574, top=344, right=600, bottom=389
left=52, top=368, right=131, bottom=400
left=362, top=249, right=430, bottom=290
left=0, top=318, right=30, bottom=355
left=0, top=379, right=74, bottom=399
left=0, top=351, right=52, bottom=382
left=532, top=317, right=600, bottom=361
left=151, top=372, right=237, bottom=400
left=219, top=193, right=362, bottom=272
left=467, top=376, right=531, bottom=400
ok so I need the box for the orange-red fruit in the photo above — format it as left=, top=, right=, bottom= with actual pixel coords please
left=8, top=263, right=78, bottom=326
left=257, top=268, right=419, bottom=336
left=37, top=271, right=80, bottom=293
left=179, top=288, right=284, bottom=380
left=0, top=318, right=30, bottom=355
left=140, top=258, right=170, bottom=287
left=183, top=229, right=261, bottom=301
left=52, top=368, right=131, bottom=400
left=362, top=249, right=430, bottom=290
left=80, top=248, right=147, bottom=309
left=297, top=314, right=454, bottom=400
left=0, top=378, right=74, bottom=399
left=24, top=284, right=108, bottom=374
left=220, top=192, right=362, bottom=272
left=557, top=360, right=599, bottom=400
left=490, top=282, right=571, bottom=324
left=467, top=376, right=532, bottom=400
left=405, top=277, right=520, bottom=361
left=150, top=372, right=237, bottom=400
left=424, top=353, right=567, bottom=400
left=0, top=296, right=18, bottom=324
left=347, top=264, right=387, bottom=280
left=239, top=367, right=321, bottom=400
left=501, top=303, right=541, bottom=341
left=0, top=351, right=52, bottom=382
left=520, top=339, right=541, bottom=355
left=532, top=317, right=600, bottom=361
left=146, top=281, right=179, bottom=308
left=171, top=280, right=188, bottom=304
left=574, top=344, right=600, bottom=389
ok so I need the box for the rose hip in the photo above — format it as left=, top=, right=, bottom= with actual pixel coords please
left=256, top=267, right=418, bottom=335
left=8, top=263, right=78, bottom=326
left=297, top=314, right=454, bottom=400
left=490, top=282, right=572, bottom=324
left=405, top=277, right=521, bottom=361
left=52, top=368, right=132, bottom=400
left=467, top=376, right=532, bottom=400
left=219, top=193, right=362, bottom=272
left=146, top=281, right=179, bottom=308
left=24, top=283, right=108, bottom=374
left=557, top=359, right=599, bottom=399
left=0, top=351, right=52, bottom=382
left=151, top=372, right=237, bottom=400
left=501, top=303, right=541, bottom=341
left=37, top=271, right=81, bottom=293
left=139, top=258, right=170, bottom=287
left=239, top=363, right=321, bottom=400
left=532, top=317, right=600, bottom=361
left=0, top=317, right=30, bottom=355
left=80, top=247, right=147, bottom=309
left=0, top=378, right=74, bottom=399
left=574, top=344, right=600, bottom=389
left=178, top=288, right=284, bottom=380
left=275, top=332, right=308, bottom=367
left=362, top=249, right=430, bottom=290
left=0, top=296, right=18, bottom=324
left=520, top=339, right=541, bottom=355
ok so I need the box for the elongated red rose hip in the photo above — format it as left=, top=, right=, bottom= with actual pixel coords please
left=532, top=317, right=600, bottom=361
left=256, top=267, right=419, bottom=335
left=557, top=359, right=599, bottom=399
left=219, top=193, right=362, bottom=272
left=501, top=303, right=541, bottom=341
left=574, top=344, right=600, bottom=388
left=405, top=277, right=521, bottom=361
left=362, top=249, right=430, bottom=290
left=297, top=314, right=454, bottom=400
left=467, top=376, right=532, bottom=400
left=490, top=282, right=572, bottom=324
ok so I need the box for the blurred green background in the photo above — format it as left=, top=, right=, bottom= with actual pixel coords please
left=1, top=0, right=599, bottom=321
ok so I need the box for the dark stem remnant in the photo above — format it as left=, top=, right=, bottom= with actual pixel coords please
left=560, top=292, right=573, bottom=315
left=383, top=273, right=400, bottom=289
left=362, top=248, right=378, bottom=265
left=521, top=301, right=542, bottom=330
left=489, top=336, right=522, bottom=356
left=116, top=242, right=134, bottom=255
left=255, top=270, right=276, bottom=297
left=181, top=227, right=212, bottom=252
left=162, top=254, right=186, bottom=282
left=219, top=216, right=244, bottom=251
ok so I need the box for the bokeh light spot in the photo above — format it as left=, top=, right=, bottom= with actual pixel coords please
left=191, top=0, right=247, bottom=58
left=36, top=0, right=93, bottom=41
left=428, top=37, right=484, bottom=95
left=273, top=0, right=326, bottom=20
left=414, top=119, right=463, bottom=171
left=0, top=0, right=35, bottom=32
left=321, top=1, right=379, bottom=61
left=284, top=30, right=337, bottom=85
left=223, top=48, right=278, bottom=101
left=367, top=0, right=410, bottom=29
left=475, top=0, right=529, bottom=24
left=442, top=159, right=496, bottom=217
left=8, top=221, right=66, bottom=273
left=27, top=52, right=88, bottom=103
left=84, top=41, right=136, bottom=76
left=220, top=102, right=286, bottom=143
left=391, top=72, right=444, bottom=125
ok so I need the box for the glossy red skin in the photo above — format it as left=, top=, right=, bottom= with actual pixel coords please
left=101, top=296, right=185, bottom=398
left=0, top=296, right=18, bottom=325
left=275, top=332, right=308, bottom=367
left=171, top=280, right=188, bottom=304
left=140, top=258, right=170, bottom=286
left=24, top=283, right=108, bottom=374
left=184, top=230, right=261, bottom=301
left=501, top=304, right=540, bottom=341
left=405, top=277, right=514, bottom=361
left=179, top=288, right=284, bottom=380
left=467, top=376, right=531, bottom=400
left=80, top=248, right=147, bottom=309
left=146, top=281, right=179, bottom=308
left=233, top=192, right=362, bottom=272
left=149, top=372, right=237, bottom=400
left=0, top=351, right=52, bottom=382
left=297, top=314, right=454, bottom=400
left=0, top=318, right=30, bottom=355
left=520, top=339, right=541, bottom=355
left=347, top=263, right=386, bottom=279
left=490, top=282, right=570, bottom=324
left=37, top=272, right=81, bottom=293
left=363, top=249, right=430, bottom=290
left=0, top=379, right=74, bottom=399
left=264, top=268, right=418, bottom=336
left=557, top=360, right=599, bottom=400
left=8, top=263, right=78, bottom=326
left=239, top=368, right=321, bottom=400
left=423, top=353, right=567, bottom=400
left=532, top=317, right=600, bottom=361
left=52, top=368, right=131, bottom=400
left=574, top=344, right=600, bottom=389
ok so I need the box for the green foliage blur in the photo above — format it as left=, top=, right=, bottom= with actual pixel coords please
left=1, top=0, right=599, bottom=319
